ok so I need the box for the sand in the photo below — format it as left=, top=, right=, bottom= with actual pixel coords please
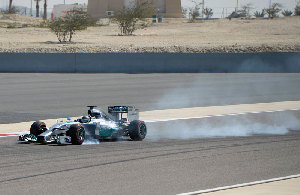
left=0, top=15, right=299, bottom=53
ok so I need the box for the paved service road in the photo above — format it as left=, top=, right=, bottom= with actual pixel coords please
left=0, top=73, right=300, bottom=124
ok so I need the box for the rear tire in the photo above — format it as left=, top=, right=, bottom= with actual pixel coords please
left=30, top=121, right=46, bottom=136
left=129, top=120, right=147, bottom=141
left=68, top=124, right=85, bottom=145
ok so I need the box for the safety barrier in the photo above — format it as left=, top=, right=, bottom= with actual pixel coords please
left=0, top=52, right=299, bottom=73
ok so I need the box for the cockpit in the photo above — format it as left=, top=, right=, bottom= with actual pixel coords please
left=87, top=106, right=113, bottom=121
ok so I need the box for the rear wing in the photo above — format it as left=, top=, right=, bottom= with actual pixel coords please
left=108, top=106, right=139, bottom=122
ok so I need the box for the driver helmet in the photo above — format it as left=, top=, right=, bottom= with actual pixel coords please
left=82, top=116, right=90, bottom=123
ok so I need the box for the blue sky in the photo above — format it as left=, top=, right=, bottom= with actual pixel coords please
left=0, top=0, right=298, bottom=17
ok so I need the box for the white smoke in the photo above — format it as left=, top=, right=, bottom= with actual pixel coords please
left=83, top=137, right=100, bottom=145
left=151, top=72, right=300, bottom=140
left=146, top=111, right=300, bottom=140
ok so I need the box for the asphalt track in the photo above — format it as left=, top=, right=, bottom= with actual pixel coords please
left=0, top=73, right=300, bottom=194
left=0, top=73, right=300, bottom=124
left=0, top=111, right=299, bottom=195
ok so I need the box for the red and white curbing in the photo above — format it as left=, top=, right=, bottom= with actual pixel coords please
left=0, top=133, right=20, bottom=138
left=0, top=131, right=28, bottom=138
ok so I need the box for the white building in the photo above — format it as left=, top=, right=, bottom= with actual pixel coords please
left=52, top=4, right=87, bottom=18
left=87, top=0, right=182, bottom=18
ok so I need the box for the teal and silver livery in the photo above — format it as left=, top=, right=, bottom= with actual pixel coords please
left=19, top=106, right=147, bottom=145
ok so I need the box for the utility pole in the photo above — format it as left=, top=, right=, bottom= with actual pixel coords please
left=269, top=0, right=272, bottom=9
left=236, top=0, right=239, bottom=11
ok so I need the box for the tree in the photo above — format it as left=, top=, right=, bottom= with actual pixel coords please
left=264, top=3, right=282, bottom=18
left=112, top=1, right=154, bottom=35
left=228, top=10, right=246, bottom=18
left=48, top=8, right=95, bottom=42
left=254, top=10, right=265, bottom=18
left=35, top=0, right=40, bottom=17
left=182, top=7, right=188, bottom=18
left=203, top=8, right=213, bottom=19
left=43, top=0, right=47, bottom=20
left=188, top=1, right=202, bottom=22
left=1, top=5, right=18, bottom=14
left=241, top=3, right=253, bottom=18
left=189, top=6, right=200, bottom=21
left=295, top=2, right=300, bottom=16
left=282, top=10, right=293, bottom=17
left=8, top=0, right=13, bottom=13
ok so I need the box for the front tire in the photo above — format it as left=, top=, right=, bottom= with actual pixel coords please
left=129, top=120, right=147, bottom=141
left=68, top=124, right=85, bottom=145
left=30, top=121, right=46, bottom=136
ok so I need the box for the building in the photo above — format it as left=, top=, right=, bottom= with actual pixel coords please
left=52, top=4, right=87, bottom=18
left=87, top=0, right=182, bottom=19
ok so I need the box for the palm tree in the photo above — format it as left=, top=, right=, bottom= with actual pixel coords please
left=36, top=0, right=40, bottom=17
left=8, top=0, right=13, bottom=13
left=43, top=0, right=47, bottom=19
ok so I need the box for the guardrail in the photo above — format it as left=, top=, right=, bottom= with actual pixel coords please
left=0, top=52, right=299, bottom=73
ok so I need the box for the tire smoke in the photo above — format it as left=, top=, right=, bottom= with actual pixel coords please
left=146, top=111, right=300, bottom=140
left=150, top=74, right=300, bottom=140
left=83, top=136, right=100, bottom=145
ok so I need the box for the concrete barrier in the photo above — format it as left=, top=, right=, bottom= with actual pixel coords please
left=0, top=52, right=299, bottom=73
left=0, top=53, right=75, bottom=73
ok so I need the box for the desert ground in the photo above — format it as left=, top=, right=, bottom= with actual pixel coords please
left=0, top=14, right=299, bottom=53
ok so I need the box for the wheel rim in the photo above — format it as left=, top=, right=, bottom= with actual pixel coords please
left=78, top=127, right=85, bottom=142
left=139, top=123, right=146, bottom=137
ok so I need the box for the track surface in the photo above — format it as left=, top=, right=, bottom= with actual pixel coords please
left=1, top=73, right=300, bottom=123
left=0, top=127, right=299, bottom=195
left=0, top=73, right=300, bottom=194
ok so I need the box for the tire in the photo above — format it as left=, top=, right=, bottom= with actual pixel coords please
left=30, top=121, right=47, bottom=136
left=67, top=124, right=85, bottom=145
left=129, top=120, right=147, bottom=141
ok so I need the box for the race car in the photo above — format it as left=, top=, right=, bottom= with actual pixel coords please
left=19, top=106, right=147, bottom=145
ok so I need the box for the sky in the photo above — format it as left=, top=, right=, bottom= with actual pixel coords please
left=0, top=0, right=298, bottom=17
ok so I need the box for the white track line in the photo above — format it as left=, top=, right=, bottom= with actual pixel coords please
left=177, top=174, right=300, bottom=195
left=145, top=109, right=300, bottom=123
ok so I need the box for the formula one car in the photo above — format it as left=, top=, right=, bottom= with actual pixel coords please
left=19, top=106, right=147, bottom=145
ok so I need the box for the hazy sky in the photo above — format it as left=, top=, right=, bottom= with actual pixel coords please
left=0, top=0, right=298, bottom=17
